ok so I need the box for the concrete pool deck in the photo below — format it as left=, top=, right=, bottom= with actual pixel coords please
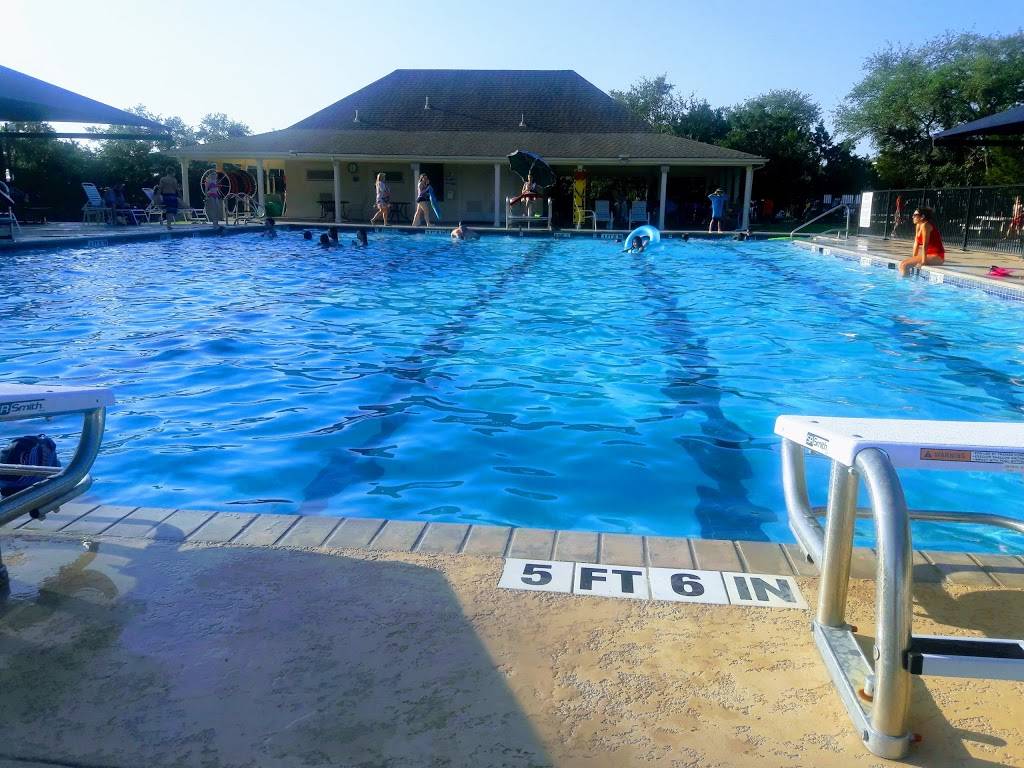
left=3, top=506, right=1024, bottom=767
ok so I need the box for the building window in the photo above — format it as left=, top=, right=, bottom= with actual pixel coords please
left=376, top=171, right=403, bottom=183
left=305, top=169, right=334, bottom=182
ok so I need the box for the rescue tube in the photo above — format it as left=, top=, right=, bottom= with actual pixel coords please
left=623, top=224, right=661, bottom=252
left=428, top=188, right=442, bottom=222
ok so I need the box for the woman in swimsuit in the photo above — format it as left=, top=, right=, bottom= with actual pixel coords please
left=509, top=172, right=542, bottom=216
left=370, top=172, right=390, bottom=225
left=899, top=207, right=945, bottom=276
left=411, top=173, right=433, bottom=227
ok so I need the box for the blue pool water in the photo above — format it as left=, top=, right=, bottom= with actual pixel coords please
left=3, top=232, right=1023, bottom=552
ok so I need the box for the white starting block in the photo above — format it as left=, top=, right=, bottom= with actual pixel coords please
left=775, top=415, right=1024, bottom=761
left=0, top=383, right=115, bottom=594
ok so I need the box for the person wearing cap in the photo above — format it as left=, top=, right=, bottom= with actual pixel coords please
left=708, top=187, right=728, bottom=233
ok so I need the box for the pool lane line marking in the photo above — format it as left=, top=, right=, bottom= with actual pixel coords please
left=498, top=558, right=806, bottom=609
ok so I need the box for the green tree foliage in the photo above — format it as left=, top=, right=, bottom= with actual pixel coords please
left=721, top=90, right=823, bottom=206
left=1, top=108, right=250, bottom=218
left=612, top=77, right=874, bottom=209
left=609, top=75, right=679, bottom=132
left=836, top=31, right=1024, bottom=187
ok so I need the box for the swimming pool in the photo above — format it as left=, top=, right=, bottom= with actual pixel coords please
left=3, top=232, right=1023, bottom=551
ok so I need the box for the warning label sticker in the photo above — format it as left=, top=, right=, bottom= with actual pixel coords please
left=920, top=449, right=971, bottom=462
left=920, top=448, right=1024, bottom=466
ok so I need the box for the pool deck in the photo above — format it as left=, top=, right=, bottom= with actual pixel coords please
left=3, top=505, right=1024, bottom=767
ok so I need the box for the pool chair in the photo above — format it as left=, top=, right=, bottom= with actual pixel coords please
left=141, top=187, right=209, bottom=224
left=775, top=415, right=1024, bottom=760
left=594, top=200, right=613, bottom=230
left=627, top=201, right=649, bottom=228
left=573, top=200, right=595, bottom=230
left=81, top=182, right=109, bottom=224
left=0, top=383, right=115, bottom=595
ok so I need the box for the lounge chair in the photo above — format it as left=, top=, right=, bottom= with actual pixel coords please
left=81, top=182, right=108, bottom=224
left=594, top=200, right=613, bottom=230
left=0, top=181, right=21, bottom=240
left=627, top=200, right=649, bottom=228
left=141, top=186, right=209, bottom=224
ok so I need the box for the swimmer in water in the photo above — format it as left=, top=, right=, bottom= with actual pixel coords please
left=451, top=222, right=479, bottom=240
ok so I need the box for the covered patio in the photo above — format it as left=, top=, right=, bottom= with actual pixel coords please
left=174, top=70, right=764, bottom=231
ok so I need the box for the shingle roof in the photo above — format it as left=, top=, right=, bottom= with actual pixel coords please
left=177, top=70, right=764, bottom=164
left=290, top=70, right=652, bottom=133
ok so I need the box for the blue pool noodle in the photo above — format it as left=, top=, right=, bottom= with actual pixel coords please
left=428, top=188, right=442, bottom=222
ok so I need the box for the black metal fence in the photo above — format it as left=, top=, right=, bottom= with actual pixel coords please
left=861, top=185, right=1024, bottom=256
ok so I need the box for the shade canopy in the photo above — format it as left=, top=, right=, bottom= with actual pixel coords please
left=933, top=104, right=1024, bottom=144
left=0, top=64, right=165, bottom=129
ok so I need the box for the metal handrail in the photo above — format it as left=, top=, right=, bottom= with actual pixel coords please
left=782, top=434, right=1024, bottom=760
left=790, top=204, right=850, bottom=239
left=809, top=506, right=1024, bottom=536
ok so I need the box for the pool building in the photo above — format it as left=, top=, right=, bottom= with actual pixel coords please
left=173, top=69, right=765, bottom=229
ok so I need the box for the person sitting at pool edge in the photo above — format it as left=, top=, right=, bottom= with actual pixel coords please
left=898, top=207, right=945, bottom=276
left=708, top=187, right=727, bottom=233
left=451, top=222, right=478, bottom=240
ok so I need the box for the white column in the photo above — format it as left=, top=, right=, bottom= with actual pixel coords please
left=179, top=158, right=190, bottom=208
left=411, top=162, right=420, bottom=223
left=741, top=165, right=754, bottom=230
left=332, top=159, right=342, bottom=223
left=658, top=165, right=669, bottom=230
left=493, top=162, right=501, bottom=227
left=256, top=160, right=266, bottom=210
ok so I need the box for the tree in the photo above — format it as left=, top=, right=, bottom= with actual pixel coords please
left=836, top=31, right=1024, bottom=187
left=720, top=90, right=824, bottom=207
left=1, top=122, right=93, bottom=219
left=1, top=106, right=252, bottom=217
left=196, top=113, right=251, bottom=144
left=672, top=95, right=730, bottom=145
left=610, top=75, right=680, bottom=132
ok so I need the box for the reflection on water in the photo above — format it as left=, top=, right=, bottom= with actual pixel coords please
left=2, top=233, right=1023, bottom=550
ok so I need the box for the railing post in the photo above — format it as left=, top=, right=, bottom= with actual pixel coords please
left=961, top=186, right=974, bottom=251
left=882, top=191, right=891, bottom=241
left=816, top=461, right=858, bottom=627
left=854, top=448, right=913, bottom=743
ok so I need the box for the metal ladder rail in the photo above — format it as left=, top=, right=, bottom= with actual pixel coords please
left=0, top=406, right=107, bottom=594
left=782, top=437, right=1024, bottom=760
left=790, top=204, right=850, bottom=239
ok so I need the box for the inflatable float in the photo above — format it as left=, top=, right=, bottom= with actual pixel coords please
left=623, top=224, right=661, bottom=252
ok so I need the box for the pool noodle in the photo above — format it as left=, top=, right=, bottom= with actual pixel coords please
left=428, top=188, right=442, bottom=222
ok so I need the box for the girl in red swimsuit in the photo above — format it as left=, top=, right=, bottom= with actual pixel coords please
left=898, top=207, right=945, bottom=276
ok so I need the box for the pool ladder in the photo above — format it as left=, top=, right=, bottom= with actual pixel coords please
left=790, top=203, right=851, bottom=240
left=776, top=415, right=1024, bottom=760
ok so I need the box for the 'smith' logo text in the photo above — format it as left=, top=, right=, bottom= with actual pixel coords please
left=0, top=399, right=44, bottom=417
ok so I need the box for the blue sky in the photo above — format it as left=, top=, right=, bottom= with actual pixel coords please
left=6, top=0, right=1020, bottom=143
